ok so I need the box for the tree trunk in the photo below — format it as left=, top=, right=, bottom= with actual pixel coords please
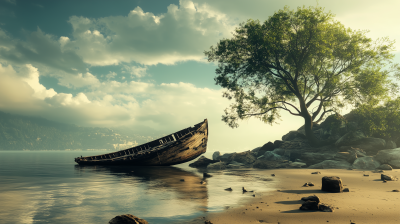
left=303, top=113, right=319, bottom=146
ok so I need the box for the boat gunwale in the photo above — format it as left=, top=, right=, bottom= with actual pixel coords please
left=75, top=119, right=208, bottom=163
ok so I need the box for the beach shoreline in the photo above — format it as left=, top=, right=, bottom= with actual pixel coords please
left=196, top=168, right=400, bottom=224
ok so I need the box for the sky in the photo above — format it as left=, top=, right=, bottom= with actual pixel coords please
left=1, top=0, right=400, bottom=153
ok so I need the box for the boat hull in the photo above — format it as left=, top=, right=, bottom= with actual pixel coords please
left=75, top=119, right=208, bottom=166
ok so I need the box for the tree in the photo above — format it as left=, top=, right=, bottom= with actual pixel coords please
left=205, top=6, right=399, bottom=146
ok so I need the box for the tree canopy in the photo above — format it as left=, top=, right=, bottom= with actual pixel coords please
left=205, top=6, right=400, bottom=146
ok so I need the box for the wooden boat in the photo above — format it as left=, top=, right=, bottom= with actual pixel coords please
left=74, top=119, right=208, bottom=166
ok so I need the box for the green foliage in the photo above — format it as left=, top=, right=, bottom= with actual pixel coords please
left=351, top=98, right=400, bottom=140
left=205, top=5, right=399, bottom=145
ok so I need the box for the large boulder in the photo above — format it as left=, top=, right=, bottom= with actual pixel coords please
left=212, top=151, right=221, bottom=160
left=300, top=152, right=336, bottom=166
left=232, top=151, right=256, bottom=164
left=109, top=214, right=148, bottom=224
left=252, top=160, right=289, bottom=169
left=353, top=138, right=386, bottom=155
left=385, top=140, right=397, bottom=149
left=207, top=161, right=227, bottom=170
left=189, top=156, right=219, bottom=168
left=257, top=142, right=275, bottom=157
left=352, top=156, right=380, bottom=170
left=308, top=160, right=351, bottom=169
left=218, top=153, right=236, bottom=163
left=258, top=151, right=285, bottom=161
left=321, top=176, right=343, bottom=193
left=335, top=131, right=365, bottom=147
left=282, top=131, right=299, bottom=141
left=374, top=148, right=400, bottom=168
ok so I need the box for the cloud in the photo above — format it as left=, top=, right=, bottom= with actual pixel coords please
left=60, top=0, right=234, bottom=66
left=0, top=28, right=87, bottom=74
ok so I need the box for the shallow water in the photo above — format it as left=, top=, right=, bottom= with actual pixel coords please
left=0, top=151, right=276, bottom=224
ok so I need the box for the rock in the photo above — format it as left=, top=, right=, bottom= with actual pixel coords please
left=385, top=140, right=397, bottom=149
left=226, top=161, right=245, bottom=168
left=203, top=173, right=212, bottom=178
left=321, top=176, right=343, bottom=193
left=301, top=195, right=320, bottom=203
left=308, top=160, right=351, bottom=169
left=242, top=187, right=247, bottom=193
left=378, top=164, right=393, bottom=170
left=212, top=151, right=221, bottom=160
left=393, top=189, right=400, bottom=192
left=334, top=152, right=357, bottom=164
left=335, top=131, right=365, bottom=147
left=224, top=187, right=232, bottom=191
left=200, top=180, right=206, bottom=184
left=271, top=174, right=275, bottom=176
left=218, top=153, right=236, bottom=163
left=205, top=221, right=213, bottom=224
left=352, top=156, right=380, bottom=170
left=273, top=140, right=284, bottom=148
left=189, top=156, right=219, bottom=168
left=282, top=131, right=299, bottom=141
left=319, top=204, right=335, bottom=212
left=233, top=151, right=256, bottom=164
left=259, top=151, right=285, bottom=161
left=300, top=201, right=319, bottom=210
left=308, top=182, right=315, bottom=186
left=252, top=160, right=289, bottom=169
left=180, top=179, right=185, bottom=182
left=353, top=138, right=386, bottom=155
left=311, top=171, right=321, bottom=174
left=343, top=188, right=349, bottom=192
left=257, top=141, right=275, bottom=156
left=207, top=161, right=227, bottom=170
left=300, top=152, right=336, bottom=166
left=374, top=148, right=400, bottom=168
left=109, top=214, right=148, bottom=224
left=288, top=161, right=307, bottom=168
left=381, top=174, right=397, bottom=181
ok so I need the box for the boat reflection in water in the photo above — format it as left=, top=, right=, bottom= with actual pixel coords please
left=75, top=165, right=208, bottom=222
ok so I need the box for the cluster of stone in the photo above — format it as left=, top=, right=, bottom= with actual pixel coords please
left=189, top=113, right=400, bottom=171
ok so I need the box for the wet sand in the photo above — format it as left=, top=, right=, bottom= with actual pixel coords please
left=203, top=169, right=400, bottom=224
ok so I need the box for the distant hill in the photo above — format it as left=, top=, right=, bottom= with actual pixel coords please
left=0, top=111, right=150, bottom=150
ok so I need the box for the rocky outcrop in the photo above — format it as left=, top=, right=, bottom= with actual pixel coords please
left=374, top=148, right=400, bottom=168
left=189, top=156, right=219, bottom=168
left=308, top=160, right=351, bottom=169
left=335, top=131, right=365, bottom=147
left=252, top=160, right=289, bottom=169
left=257, top=141, right=275, bottom=156
left=352, top=156, right=380, bottom=170
left=109, top=214, right=148, bottom=224
left=207, top=161, right=227, bottom=170
left=233, top=151, right=256, bottom=164
left=353, top=137, right=386, bottom=155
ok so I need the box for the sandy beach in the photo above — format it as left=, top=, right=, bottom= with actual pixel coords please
left=202, top=169, right=400, bottom=224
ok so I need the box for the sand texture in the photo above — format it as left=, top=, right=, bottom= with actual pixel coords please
left=204, top=169, right=400, bottom=224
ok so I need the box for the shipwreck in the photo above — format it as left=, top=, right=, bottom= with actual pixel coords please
left=74, top=119, right=208, bottom=166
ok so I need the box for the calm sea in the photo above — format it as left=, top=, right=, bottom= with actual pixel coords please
left=0, top=150, right=275, bottom=224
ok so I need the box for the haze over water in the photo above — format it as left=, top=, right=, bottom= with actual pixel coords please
left=0, top=150, right=275, bottom=224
